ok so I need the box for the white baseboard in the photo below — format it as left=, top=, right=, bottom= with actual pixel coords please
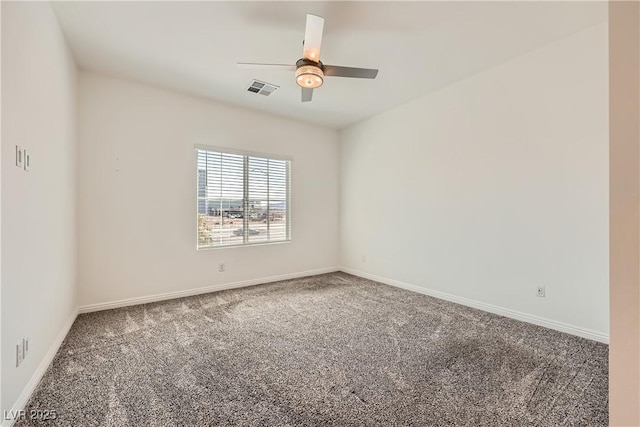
left=340, top=267, right=609, bottom=344
left=79, top=266, right=340, bottom=314
left=2, top=308, right=79, bottom=427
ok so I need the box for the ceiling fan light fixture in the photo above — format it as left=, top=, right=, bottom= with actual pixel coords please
left=295, top=65, right=324, bottom=88
left=238, top=14, right=378, bottom=103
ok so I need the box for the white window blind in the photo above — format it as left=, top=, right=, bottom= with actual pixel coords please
left=197, top=147, right=291, bottom=249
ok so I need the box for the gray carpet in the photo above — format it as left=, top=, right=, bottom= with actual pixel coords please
left=18, top=273, right=608, bottom=426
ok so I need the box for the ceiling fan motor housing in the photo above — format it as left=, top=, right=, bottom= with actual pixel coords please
left=295, top=58, right=324, bottom=88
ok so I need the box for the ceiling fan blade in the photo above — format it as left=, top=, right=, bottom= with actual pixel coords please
left=237, top=63, right=296, bottom=71
left=301, top=87, right=313, bottom=102
left=302, top=14, right=324, bottom=62
left=323, top=65, right=379, bottom=79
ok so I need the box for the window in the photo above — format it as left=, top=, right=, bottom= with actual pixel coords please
left=196, top=146, right=291, bottom=249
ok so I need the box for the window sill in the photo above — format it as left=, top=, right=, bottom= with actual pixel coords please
left=197, top=239, right=292, bottom=251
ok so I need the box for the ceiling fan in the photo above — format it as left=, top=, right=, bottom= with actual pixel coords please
left=238, top=14, right=379, bottom=103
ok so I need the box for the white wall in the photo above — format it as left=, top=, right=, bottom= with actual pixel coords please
left=340, top=23, right=609, bottom=338
left=77, top=73, right=339, bottom=307
left=1, top=1, right=78, bottom=416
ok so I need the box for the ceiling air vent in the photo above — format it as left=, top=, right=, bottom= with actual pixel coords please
left=247, top=80, right=279, bottom=96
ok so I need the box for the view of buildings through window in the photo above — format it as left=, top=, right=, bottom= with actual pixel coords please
left=197, top=148, right=290, bottom=248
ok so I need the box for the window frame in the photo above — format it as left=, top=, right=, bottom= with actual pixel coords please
left=195, top=144, right=292, bottom=250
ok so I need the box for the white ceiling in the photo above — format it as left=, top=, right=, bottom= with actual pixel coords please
left=52, top=1, right=606, bottom=129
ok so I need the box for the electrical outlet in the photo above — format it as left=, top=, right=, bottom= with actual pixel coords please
left=16, top=145, right=23, bottom=168
left=16, top=341, right=24, bottom=367
left=361, top=255, right=367, bottom=263
left=24, top=337, right=29, bottom=357
left=219, top=263, right=225, bottom=272
left=536, top=285, right=546, bottom=298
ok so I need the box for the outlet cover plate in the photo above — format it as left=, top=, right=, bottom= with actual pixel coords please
left=16, top=145, right=23, bottom=168
left=16, top=342, right=24, bottom=367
